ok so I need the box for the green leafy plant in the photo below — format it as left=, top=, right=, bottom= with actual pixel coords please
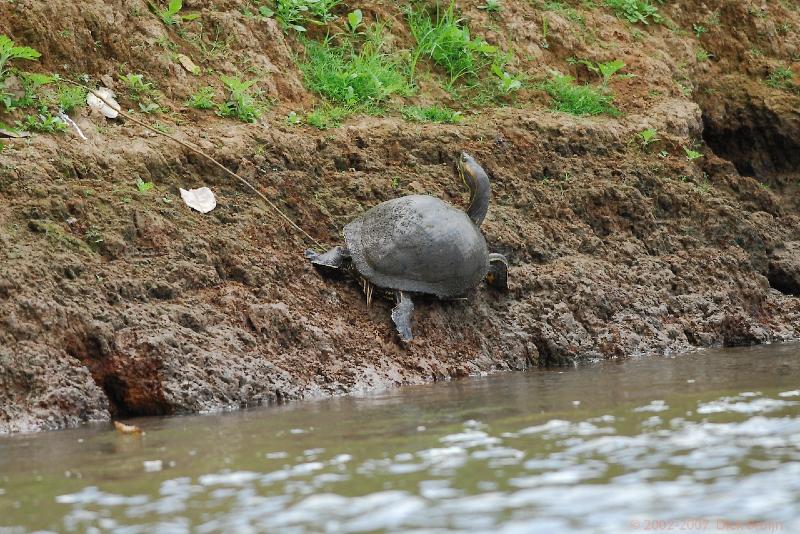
left=402, top=105, right=463, bottom=123
left=306, top=105, right=350, bottom=129
left=540, top=73, right=619, bottom=116
left=478, top=0, right=503, bottom=13
left=684, top=147, right=703, bottom=161
left=120, top=73, right=155, bottom=98
left=637, top=127, right=659, bottom=148
left=0, top=35, right=41, bottom=80
left=155, top=0, right=198, bottom=25
left=216, top=75, right=261, bottom=123
left=286, top=110, right=302, bottom=124
left=605, top=0, right=662, bottom=25
left=695, top=48, right=712, bottom=62
left=693, top=23, right=707, bottom=37
left=491, top=64, right=523, bottom=94
left=300, top=24, right=410, bottom=108
left=346, top=9, right=363, bottom=33
left=56, top=85, right=87, bottom=113
left=16, top=113, right=66, bottom=133
left=273, top=0, right=341, bottom=32
left=185, top=87, right=216, bottom=109
left=540, top=16, right=550, bottom=49
left=136, top=177, right=154, bottom=192
left=0, top=36, right=42, bottom=110
left=407, top=1, right=497, bottom=85
left=765, top=66, right=795, bottom=91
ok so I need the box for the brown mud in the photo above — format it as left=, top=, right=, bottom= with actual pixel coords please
left=1, top=0, right=799, bottom=432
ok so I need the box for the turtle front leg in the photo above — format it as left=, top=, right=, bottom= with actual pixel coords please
left=391, top=291, right=414, bottom=342
left=305, top=246, right=350, bottom=272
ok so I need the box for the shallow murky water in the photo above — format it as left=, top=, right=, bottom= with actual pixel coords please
left=1, top=344, right=799, bottom=533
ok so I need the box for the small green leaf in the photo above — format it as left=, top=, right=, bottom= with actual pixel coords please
left=168, top=0, right=182, bottom=15
left=347, top=9, right=363, bottom=31
left=136, top=177, right=154, bottom=192
left=684, top=148, right=703, bottom=161
left=259, top=6, right=275, bottom=17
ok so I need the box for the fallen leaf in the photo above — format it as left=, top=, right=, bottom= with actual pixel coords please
left=177, top=54, right=200, bottom=75
left=87, top=87, right=121, bottom=119
left=180, top=187, right=217, bottom=213
left=0, top=127, right=30, bottom=139
left=114, top=421, right=143, bottom=434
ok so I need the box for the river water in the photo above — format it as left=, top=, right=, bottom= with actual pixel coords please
left=1, top=344, right=799, bottom=533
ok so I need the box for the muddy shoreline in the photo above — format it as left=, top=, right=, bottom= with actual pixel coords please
left=1, top=0, right=799, bottom=432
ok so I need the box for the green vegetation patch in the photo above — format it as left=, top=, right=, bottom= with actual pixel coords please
left=605, top=0, right=663, bottom=25
left=407, top=1, right=497, bottom=85
left=216, top=76, right=262, bottom=123
left=540, top=73, right=619, bottom=116
left=765, top=66, right=797, bottom=92
left=306, top=105, right=351, bottom=129
left=268, top=0, right=341, bottom=32
left=402, top=105, right=463, bottom=123
left=300, top=25, right=410, bottom=109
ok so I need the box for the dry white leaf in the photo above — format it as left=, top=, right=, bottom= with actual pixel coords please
left=87, top=87, right=121, bottom=119
left=180, top=187, right=217, bottom=213
left=177, top=54, right=200, bottom=75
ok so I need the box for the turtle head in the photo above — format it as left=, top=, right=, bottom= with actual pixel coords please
left=456, top=152, right=491, bottom=227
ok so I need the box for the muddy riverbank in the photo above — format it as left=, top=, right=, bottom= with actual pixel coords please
left=1, top=0, right=799, bottom=432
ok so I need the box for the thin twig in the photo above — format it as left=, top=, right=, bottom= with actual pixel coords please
left=61, top=78, right=325, bottom=251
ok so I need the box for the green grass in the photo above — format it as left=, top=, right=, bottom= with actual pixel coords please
left=16, top=112, right=67, bottom=133
left=272, top=0, right=341, bottom=32
left=119, top=73, right=155, bottom=99
left=56, top=85, right=86, bottom=113
left=540, top=74, right=619, bottom=116
left=695, top=48, right=711, bottom=62
left=300, top=24, right=410, bottom=109
left=407, top=1, right=497, bottom=85
left=765, top=66, right=795, bottom=91
left=185, top=87, right=216, bottom=109
left=478, top=0, right=503, bottom=13
left=401, top=105, right=463, bottom=123
left=306, top=106, right=350, bottom=129
left=216, top=76, right=261, bottom=122
left=605, top=0, right=662, bottom=25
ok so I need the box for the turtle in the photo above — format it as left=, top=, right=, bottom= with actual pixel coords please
left=305, top=151, right=508, bottom=341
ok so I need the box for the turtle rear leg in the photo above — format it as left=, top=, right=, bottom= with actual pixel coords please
left=305, top=246, right=350, bottom=274
left=486, top=253, right=509, bottom=291
left=391, top=291, right=414, bottom=342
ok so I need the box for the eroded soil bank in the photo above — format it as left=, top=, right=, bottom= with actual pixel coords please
left=1, top=0, right=799, bottom=432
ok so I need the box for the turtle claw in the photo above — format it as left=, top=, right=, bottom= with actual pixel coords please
left=391, top=291, right=414, bottom=342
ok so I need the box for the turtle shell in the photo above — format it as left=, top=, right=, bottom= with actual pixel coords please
left=343, top=195, right=489, bottom=298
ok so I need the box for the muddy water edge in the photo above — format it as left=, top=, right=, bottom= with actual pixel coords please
left=1, top=344, right=800, bottom=532
left=1, top=0, right=800, bottom=432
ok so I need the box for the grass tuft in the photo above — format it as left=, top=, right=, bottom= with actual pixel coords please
left=407, top=1, right=497, bottom=86
left=306, top=105, right=351, bottom=129
left=300, top=24, right=410, bottom=109
left=402, top=105, right=463, bottom=123
left=540, top=74, right=619, bottom=116
left=605, top=0, right=663, bottom=25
